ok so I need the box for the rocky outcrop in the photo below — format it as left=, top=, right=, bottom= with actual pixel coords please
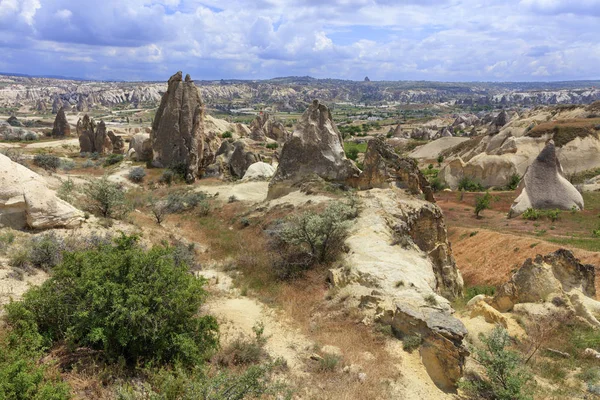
left=349, top=137, right=434, bottom=202
left=268, top=100, right=360, bottom=199
left=0, top=123, right=38, bottom=141
left=249, top=112, right=289, bottom=142
left=128, top=134, right=152, bottom=162
left=329, top=188, right=465, bottom=391
left=491, top=249, right=600, bottom=327
left=77, top=115, right=112, bottom=154
left=107, top=131, right=125, bottom=154
left=51, top=107, right=71, bottom=137
left=229, top=141, right=260, bottom=178
left=509, top=140, right=584, bottom=217
left=151, top=71, right=219, bottom=181
left=0, top=153, right=84, bottom=229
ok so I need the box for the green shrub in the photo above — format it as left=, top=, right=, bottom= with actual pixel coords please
left=221, top=131, right=232, bottom=139
left=215, top=323, right=267, bottom=367
left=522, top=208, right=561, bottom=222
left=266, top=142, right=278, bottom=150
left=458, top=176, right=484, bottom=192
left=83, top=176, right=130, bottom=218
left=465, top=285, right=496, bottom=301
left=317, top=353, right=341, bottom=372
left=28, top=232, right=65, bottom=271
left=165, top=189, right=207, bottom=213
left=402, top=334, right=422, bottom=352
left=429, top=177, right=445, bottom=192
left=127, top=167, right=146, bottom=183
left=437, top=155, right=444, bottom=165
left=159, top=169, right=176, bottom=185
left=57, top=178, right=76, bottom=204
left=103, top=154, right=124, bottom=167
left=460, top=326, right=532, bottom=400
left=33, top=154, right=61, bottom=171
left=346, top=147, right=359, bottom=161
left=506, top=174, right=521, bottom=191
left=5, top=234, right=219, bottom=367
left=522, top=208, right=541, bottom=220
left=474, top=191, right=492, bottom=218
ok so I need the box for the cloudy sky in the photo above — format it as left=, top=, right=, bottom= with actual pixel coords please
left=0, top=0, right=599, bottom=82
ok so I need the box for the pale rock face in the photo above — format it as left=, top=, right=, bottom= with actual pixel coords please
left=330, top=188, right=465, bottom=390
left=268, top=100, right=360, bottom=199
left=249, top=112, right=289, bottom=142
left=129, top=134, right=152, bottom=162
left=242, top=162, right=275, bottom=181
left=492, top=249, right=600, bottom=327
left=509, top=141, right=584, bottom=217
left=0, top=154, right=84, bottom=229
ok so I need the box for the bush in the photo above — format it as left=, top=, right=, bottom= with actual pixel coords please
left=24, top=131, right=38, bottom=141
left=103, top=153, right=124, bottom=167
left=28, top=232, right=65, bottom=271
left=273, top=200, right=356, bottom=276
left=128, top=167, right=146, bottom=183
left=474, top=191, right=492, bottom=218
left=506, top=174, right=521, bottom=191
left=266, top=142, right=278, bottom=150
left=83, top=176, right=130, bottom=218
left=346, top=147, right=359, bottom=161
left=458, top=176, right=484, bottom=192
left=221, top=131, right=232, bottom=139
left=460, top=326, right=532, bottom=400
left=5, top=234, right=219, bottom=367
left=165, top=189, right=207, bottom=213
left=429, top=177, right=445, bottom=192
left=159, top=169, right=176, bottom=185
left=215, top=323, right=267, bottom=367
left=317, top=353, right=341, bottom=372
left=1, top=148, right=26, bottom=165
left=522, top=208, right=561, bottom=222
left=33, top=154, right=60, bottom=171
left=402, top=334, right=422, bottom=352
left=82, top=159, right=95, bottom=168
left=57, top=178, right=76, bottom=204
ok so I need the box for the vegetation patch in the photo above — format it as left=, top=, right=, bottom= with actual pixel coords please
left=526, top=118, right=600, bottom=147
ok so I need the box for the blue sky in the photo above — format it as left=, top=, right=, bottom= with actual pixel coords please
left=0, top=0, right=599, bottom=82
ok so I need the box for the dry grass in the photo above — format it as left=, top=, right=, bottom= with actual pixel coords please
left=526, top=118, right=600, bottom=146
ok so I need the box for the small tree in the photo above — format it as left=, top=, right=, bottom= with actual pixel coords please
left=437, top=155, right=444, bottom=166
left=150, top=196, right=169, bottom=225
left=83, top=175, right=130, bottom=218
left=461, top=326, right=532, bottom=400
left=474, top=191, right=492, bottom=218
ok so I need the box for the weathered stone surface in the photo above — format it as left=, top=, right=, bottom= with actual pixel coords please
left=229, top=141, right=259, bottom=178
left=107, top=131, right=125, bottom=154
left=509, top=140, right=584, bottom=217
left=77, top=115, right=112, bottom=154
left=0, top=153, right=83, bottom=229
left=268, top=100, right=360, bottom=199
left=151, top=71, right=220, bottom=181
left=492, top=249, right=600, bottom=327
left=7, top=116, right=22, bottom=127
left=242, top=162, right=275, bottom=181
left=129, top=134, right=152, bottom=162
left=52, top=107, right=71, bottom=137
left=469, top=300, right=508, bottom=328
left=349, top=137, right=434, bottom=202
left=249, top=112, right=289, bottom=142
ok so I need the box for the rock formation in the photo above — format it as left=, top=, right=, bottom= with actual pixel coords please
left=509, top=140, right=583, bottom=217
left=151, top=71, right=219, bottom=182
left=107, top=131, right=125, bottom=154
left=249, top=112, right=289, bottom=142
left=0, top=153, right=84, bottom=229
left=329, top=188, right=465, bottom=390
left=268, top=100, right=360, bottom=199
left=0, top=123, right=38, bottom=141
left=77, top=115, right=112, bottom=154
left=51, top=107, right=71, bottom=137
left=128, top=134, right=152, bottom=162
left=349, top=137, right=434, bottom=202
left=229, top=141, right=260, bottom=178
left=491, top=249, right=600, bottom=327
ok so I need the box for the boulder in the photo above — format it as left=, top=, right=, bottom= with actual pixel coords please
left=491, top=249, right=600, bottom=327
left=242, top=162, right=275, bottom=181
left=509, top=140, right=584, bottom=217
left=229, top=141, right=259, bottom=178
left=151, top=71, right=220, bottom=181
left=52, top=107, right=71, bottom=137
left=349, top=137, right=434, bottom=202
left=469, top=299, right=508, bottom=328
left=268, top=100, right=360, bottom=199
left=0, top=153, right=84, bottom=229
left=129, top=134, right=152, bottom=162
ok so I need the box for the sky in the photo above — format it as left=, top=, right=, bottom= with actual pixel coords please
left=0, top=0, right=599, bottom=82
